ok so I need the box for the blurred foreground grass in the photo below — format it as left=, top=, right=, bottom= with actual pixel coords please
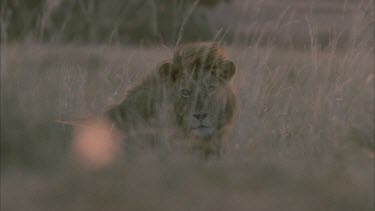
left=2, top=155, right=374, bottom=211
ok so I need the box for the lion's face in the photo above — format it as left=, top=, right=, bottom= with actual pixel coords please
left=159, top=43, right=236, bottom=139
left=173, top=71, right=236, bottom=139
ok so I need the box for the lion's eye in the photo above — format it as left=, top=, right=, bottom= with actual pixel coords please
left=180, top=89, right=191, bottom=97
left=207, top=85, right=216, bottom=93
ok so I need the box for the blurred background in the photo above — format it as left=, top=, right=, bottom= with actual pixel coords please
left=1, top=0, right=374, bottom=210
left=2, top=0, right=373, bottom=46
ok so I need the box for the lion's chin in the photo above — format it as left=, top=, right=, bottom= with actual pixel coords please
left=191, top=126, right=215, bottom=139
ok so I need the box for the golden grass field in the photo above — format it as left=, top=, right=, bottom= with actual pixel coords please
left=1, top=0, right=374, bottom=210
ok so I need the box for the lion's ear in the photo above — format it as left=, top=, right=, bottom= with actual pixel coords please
left=158, top=62, right=180, bottom=82
left=219, top=60, right=236, bottom=81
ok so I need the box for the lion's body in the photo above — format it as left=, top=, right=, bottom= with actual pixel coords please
left=106, top=42, right=237, bottom=155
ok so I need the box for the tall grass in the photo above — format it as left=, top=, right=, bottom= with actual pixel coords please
left=1, top=0, right=374, bottom=210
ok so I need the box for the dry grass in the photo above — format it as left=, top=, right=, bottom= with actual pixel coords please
left=1, top=1, right=374, bottom=210
left=1, top=41, right=373, bottom=210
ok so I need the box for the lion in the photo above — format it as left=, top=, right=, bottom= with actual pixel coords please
left=106, top=42, right=237, bottom=155
left=72, top=42, right=236, bottom=165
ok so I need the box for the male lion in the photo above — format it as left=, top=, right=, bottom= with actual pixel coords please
left=107, top=42, right=236, bottom=155
left=73, top=42, right=236, bottom=164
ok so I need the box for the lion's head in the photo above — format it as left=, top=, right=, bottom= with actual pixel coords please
left=158, top=42, right=236, bottom=140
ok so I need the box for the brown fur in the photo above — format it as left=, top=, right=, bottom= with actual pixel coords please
left=106, top=42, right=236, bottom=155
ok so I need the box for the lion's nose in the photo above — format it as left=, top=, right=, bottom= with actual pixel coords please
left=193, top=113, right=207, bottom=121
